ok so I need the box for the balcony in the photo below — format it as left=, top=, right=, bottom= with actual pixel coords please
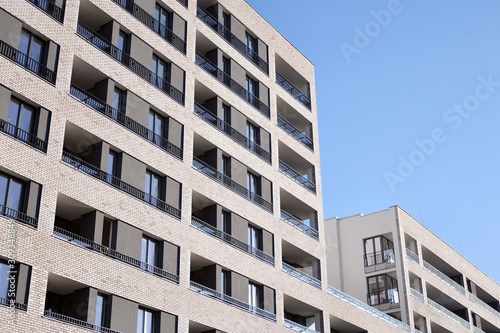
left=76, top=23, right=184, bottom=104
left=427, top=298, right=470, bottom=329
left=0, top=297, right=27, bottom=311
left=44, top=310, right=121, bottom=333
left=280, top=210, right=318, bottom=240
left=189, top=281, right=276, bottom=321
left=277, top=115, right=313, bottom=150
left=26, top=0, right=64, bottom=23
left=192, top=157, right=273, bottom=212
left=110, top=0, right=186, bottom=54
left=327, top=286, right=411, bottom=332
left=0, top=39, right=56, bottom=84
left=194, top=103, right=270, bottom=162
left=283, top=319, right=319, bottom=333
left=364, top=249, right=396, bottom=273
left=0, top=118, right=47, bottom=152
left=282, top=262, right=321, bottom=289
left=276, top=72, right=311, bottom=109
left=191, top=216, right=274, bottom=265
left=410, top=288, right=424, bottom=303
left=195, top=52, right=269, bottom=117
left=367, top=290, right=400, bottom=310
left=468, top=293, right=500, bottom=318
left=53, top=227, right=179, bottom=283
left=61, top=151, right=181, bottom=219
left=423, top=260, right=465, bottom=295
left=196, top=6, right=268, bottom=74
left=70, top=85, right=182, bottom=159
left=0, top=204, right=38, bottom=228
left=279, top=161, right=316, bottom=193
left=406, top=248, right=419, bottom=263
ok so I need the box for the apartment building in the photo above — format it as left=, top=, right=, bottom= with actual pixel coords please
left=325, top=206, right=500, bottom=333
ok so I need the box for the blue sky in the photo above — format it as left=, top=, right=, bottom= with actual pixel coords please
left=246, top=0, right=500, bottom=284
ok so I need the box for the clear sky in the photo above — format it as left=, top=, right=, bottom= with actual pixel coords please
left=246, top=0, right=500, bottom=284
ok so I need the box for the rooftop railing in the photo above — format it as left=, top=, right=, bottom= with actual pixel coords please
left=427, top=298, right=470, bottom=329
left=189, top=281, right=276, bottom=321
left=53, top=227, right=179, bottom=283
left=70, top=85, right=182, bottom=159
left=0, top=204, right=38, bottom=228
left=192, top=157, right=273, bottom=212
left=468, top=293, right=500, bottom=318
left=61, top=151, right=181, bottom=219
left=277, top=115, right=313, bottom=151
left=0, top=118, right=47, bottom=152
left=0, top=297, right=27, bottom=311
left=191, top=216, right=274, bottom=265
left=110, top=0, right=186, bottom=53
left=194, top=103, right=271, bottom=162
left=196, top=6, right=268, bottom=74
left=280, top=210, right=318, bottom=240
left=195, top=52, right=269, bottom=117
left=76, top=23, right=184, bottom=104
left=26, top=0, right=64, bottom=23
left=0, top=39, right=56, bottom=84
left=44, top=310, right=121, bottom=333
left=276, top=72, right=311, bottom=109
left=406, top=248, right=419, bottom=263
left=279, top=160, right=316, bottom=193
left=327, top=286, right=411, bottom=332
left=282, top=262, right=321, bottom=289
left=283, top=318, right=320, bottom=333
left=422, top=260, right=465, bottom=295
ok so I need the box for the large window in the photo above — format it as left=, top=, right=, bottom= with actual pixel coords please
left=144, top=170, right=163, bottom=206
left=0, top=173, right=24, bottom=218
left=148, top=111, right=166, bottom=145
left=154, top=4, right=171, bottom=38
left=221, top=269, right=230, bottom=296
left=95, top=293, right=109, bottom=329
left=112, top=88, right=125, bottom=120
left=363, top=235, right=395, bottom=267
left=246, top=76, right=258, bottom=104
left=247, top=172, right=260, bottom=199
left=245, top=33, right=257, bottom=58
left=151, top=55, right=169, bottom=90
left=246, top=122, right=259, bottom=150
left=367, top=274, right=399, bottom=306
left=141, top=236, right=159, bottom=271
left=6, top=98, right=36, bottom=143
left=106, top=150, right=120, bottom=185
left=222, top=57, right=231, bottom=85
left=248, top=282, right=262, bottom=310
left=137, top=307, right=156, bottom=333
left=248, top=225, right=261, bottom=251
left=18, top=29, right=45, bottom=70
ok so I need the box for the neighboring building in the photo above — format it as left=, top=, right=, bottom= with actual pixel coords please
left=325, top=206, right=500, bottom=333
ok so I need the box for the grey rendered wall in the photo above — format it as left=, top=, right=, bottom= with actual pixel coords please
left=229, top=106, right=246, bottom=136
left=229, top=157, right=246, bottom=188
left=114, top=220, right=142, bottom=260
left=262, top=286, right=275, bottom=313
left=166, top=176, right=181, bottom=210
left=257, top=39, right=268, bottom=62
left=162, top=241, right=179, bottom=275
left=167, top=117, right=183, bottom=149
left=262, top=229, right=273, bottom=257
left=260, top=177, right=272, bottom=203
left=259, top=127, right=271, bottom=153
left=92, top=79, right=115, bottom=107
left=170, top=62, right=185, bottom=94
left=125, top=90, right=149, bottom=127
left=202, top=264, right=219, bottom=291
left=0, top=85, right=11, bottom=120
left=45, top=40, right=60, bottom=73
left=134, top=0, right=154, bottom=16
left=172, top=12, right=186, bottom=41
left=258, top=83, right=269, bottom=106
left=129, top=35, right=152, bottom=70
left=37, top=107, right=51, bottom=142
left=109, top=295, right=138, bottom=333
left=26, top=181, right=41, bottom=219
left=15, top=263, right=31, bottom=306
left=230, top=271, right=248, bottom=302
left=0, top=9, right=22, bottom=48
left=120, top=153, right=146, bottom=190
left=230, top=213, right=247, bottom=245
left=229, top=60, right=245, bottom=89
left=160, top=311, right=178, bottom=332
left=79, top=210, right=105, bottom=243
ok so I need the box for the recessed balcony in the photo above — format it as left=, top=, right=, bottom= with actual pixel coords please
left=276, top=72, right=311, bottom=109
left=279, top=159, right=316, bottom=194
left=280, top=210, right=318, bottom=240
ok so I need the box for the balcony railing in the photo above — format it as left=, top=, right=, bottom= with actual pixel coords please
left=279, top=161, right=316, bottom=193
left=53, top=227, right=179, bottom=283
left=0, top=39, right=56, bottom=84
left=76, top=23, right=184, bottom=104
left=192, top=157, right=273, bottom=212
left=367, top=290, right=400, bottom=308
left=189, top=281, right=276, bottom=321
left=283, top=318, right=319, bottom=333
left=194, top=103, right=271, bottom=163
left=26, top=0, right=64, bottom=23
left=195, top=52, right=270, bottom=117
left=61, top=151, right=181, bottom=219
left=282, top=262, right=321, bottom=289
left=276, top=72, right=311, bottom=109
left=280, top=210, right=318, bottom=240
left=427, top=298, right=470, bottom=329
left=406, top=248, right=419, bottom=263
left=0, top=297, right=27, bottom=311
left=44, top=310, right=121, bottom=333
left=364, top=249, right=396, bottom=268
left=70, top=85, right=182, bottom=159
left=277, top=115, right=313, bottom=150
left=196, top=6, right=268, bottom=74
left=191, top=217, right=274, bottom=265
left=327, top=286, right=411, bottom=332
left=0, top=118, right=47, bottom=152
left=0, top=204, right=38, bottom=228
left=410, top=288, right=424, bottom=303
left=468, top=293, right=500, bottom=318
left=110, top=0, right=186, bottom=54
left=422, top=260, right=466, bottom=295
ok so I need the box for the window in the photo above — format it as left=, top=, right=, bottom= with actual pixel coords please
left=95, top=293, right=109, bottom=328
left=220, top=104, right=230, bottom=134
left=148, top=111, right=166, bottom=146
left=246, top=76, right=258, bottom=104
left=222, top=12, right=231, bottom=40
left=117, top=31, right=129, bottom=64
left=222, top=57, right=230, bottom=85
left=245, top=33, right=257, bottom=58
left=367, top=274, right=399, bottom=306
left=6, top=98, right=35, bottom=143
left=106, top=150, right=120, bottom=185
left=137, top=307, right=156, bottom=333
left=18, top=29, right=45, bottom=71
left=0, top=172, right=24, bottom=218
left=221, top=210, right=230, bottom=235
left=141, top=236, right=159, bottom=271
left=0, top=260, right=13, bottom=304
left=221, top=155, right=231, bottom=186
left=246, top=122, right=259, bottom=150
left=151, top=55, right=169, bottom=90
left=112, top=88, right=125, bottom=121
left=248, top=225, right=261, bottom=251
left=247, top=172, right=260, bottom=197
left=144, top=170, right=163, bottom=207
left=363, top=236, right=394, bottom=266
left=248, top=282, right=261, bottom=309
left=101, top=218, right=114, bottom=248
left=154, top=4, right=171, bottom=38
left=221, top=270, right=230, bottom=296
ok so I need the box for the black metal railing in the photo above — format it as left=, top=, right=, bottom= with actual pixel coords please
left=279, top=160, right=316, bottom=193
left=44, top=310, right=121, bottom=333
left=364, top=249, right=396, bottom=267
left=26, top=0, right=64, bottom=23
left=192, top=157, right=273, bottom=212
left=76, top=23, right=184, bottom=104
left=61, top=151, right=181, bottom=219
left=280, top=210, right=318, bottom=240
left=0, top=204, right=38, bottom=228
left=196, top=6, right=268, bottom=74
left=0, top=297, right=27, bottom=311
left=70, top=85, right=182, bottom=159
left=277, top=115, right=313, bottom=150
left=189, top=281, right=276, bottom=321
left=0, top=118, right=48, bottom=152
left=53, top=227, right=179, bottom=283
left=194, top=103, right=271, bottom=162
left=195, top=53, right=269, bottom=117
left=276, top=72, right=311, bottom=109
left=110, top=0, right=186, bottom=54
left=191, top=217, right=274, bottom=265
left=0, top=39, right=56, bottom=84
